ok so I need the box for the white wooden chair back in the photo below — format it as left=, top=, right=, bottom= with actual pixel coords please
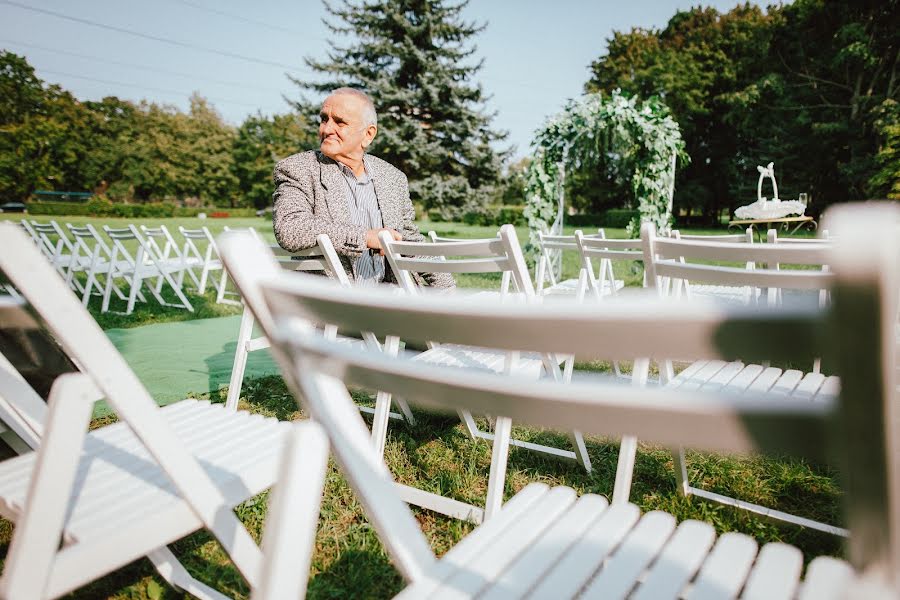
left=243, top=203, right=899, bottom=593
left=643, top=222, right=833, bottom=304
left=427, top=230, right=512, bottom=293
left=0, top=223, right=276, bottom=596
left=27, top=220, right=82, bottom=292
left=383, top=224, right=533, bottom=298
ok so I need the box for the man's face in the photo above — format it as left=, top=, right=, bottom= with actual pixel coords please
left=318, top=94, right=376, bottom=163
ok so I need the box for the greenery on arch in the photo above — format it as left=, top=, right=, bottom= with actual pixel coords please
left=524, top=91, right=688, bottom=250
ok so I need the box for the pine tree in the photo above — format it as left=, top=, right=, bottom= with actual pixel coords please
left=291, top=0, right=507, bottom=215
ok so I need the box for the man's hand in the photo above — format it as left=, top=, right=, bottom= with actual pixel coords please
left=365, top=227, right=402, bottom=255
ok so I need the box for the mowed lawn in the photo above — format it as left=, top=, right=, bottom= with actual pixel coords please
left=0, top=215, right=842, bottom=599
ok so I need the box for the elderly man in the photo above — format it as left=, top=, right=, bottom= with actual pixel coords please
left=273, top=87, right=454, bottom=288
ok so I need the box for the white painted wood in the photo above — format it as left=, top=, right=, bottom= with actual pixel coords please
left=380, top=224, right=591, bottom=518
left=797, top=556, right=855, bottom=600
left=740, top=542, right=804, bottom=600
left=254, top=421, right=330, bottom=600
left=178, top=226, right=224, bottom=295
left=479, top=493, right=609, bottom=600
left=430, top=486, right=578, bottom=600
left=686, top=532, right=759, bottom=600
left=579, top=510, right=677, bottom=598
left=0, top=225, right=294, bottom=597
left=631, top=519, right=716, bottom=600
left=101, top=224, right=194, bottom=314
left=232, top=204, right=898, bottom=600
left=525, top=502, right=643, bottom=599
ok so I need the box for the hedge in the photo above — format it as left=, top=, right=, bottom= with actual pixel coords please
left=26, top=201, right=258, bottom=219
left=428, top=206, right=638, bottom=229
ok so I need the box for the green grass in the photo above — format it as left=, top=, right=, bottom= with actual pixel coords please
left=0, top=216, right=844, bottom=598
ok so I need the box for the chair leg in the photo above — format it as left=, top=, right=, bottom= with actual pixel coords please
left=611, top=357, right=650, bottom=504
left=569, top=431, right=592, bottom=473
left=484, top=416, right=512, bottom=520
left=147, top=547, right=230, bottom=600
left=672, top=447, right=691, bottom=496
left=371, top=336, right=401, bottom=458
left=226, top=307, right=256, bottom=411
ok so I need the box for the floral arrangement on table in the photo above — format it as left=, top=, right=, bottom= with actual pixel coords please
left=733, top=163, right=806, bottom=220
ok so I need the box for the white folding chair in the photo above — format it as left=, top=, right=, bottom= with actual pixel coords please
left=28, top=220, right=86, bottom=294
left=65, top=223, right=140, bottom=308
left=140, top=224, right=201, bottom=295
left=250, top=203, right=899, bottom=599
left=178, top=226, right=225, bottom=295
left=572, top=229, right=638, bottom=302
left=0, top=223, right=291, bottom=598
left=102, top=225, right=194, bottom=314
left=640, top=221, right=845, bottom=534
left=667, top=228, right=756, bottom=303
left=380, top=225, right=590, bottom=521
left=222, top=232, right=412, bottom=429
left=535, top=229, right=623, bottom=297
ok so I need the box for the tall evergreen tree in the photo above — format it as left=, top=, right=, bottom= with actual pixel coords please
left=291, top=0, right=507, bottom=215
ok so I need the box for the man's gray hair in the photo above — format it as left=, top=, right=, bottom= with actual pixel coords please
left=330, top=87, right=377, bottom=127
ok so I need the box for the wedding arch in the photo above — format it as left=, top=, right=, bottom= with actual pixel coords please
left=524, top=90, right=687, bottom=271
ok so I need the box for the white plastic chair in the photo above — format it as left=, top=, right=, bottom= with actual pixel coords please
left=249, top=203, right=899, bottom=599
left=101, top=225, right=194, bottom=314
left=379, top=225, right=590, bottom=521
left=0, top=223, right=291, bottom=598
left=572, top=229, right=640, bottom=302
left=640, top=221, right=845, bottom=535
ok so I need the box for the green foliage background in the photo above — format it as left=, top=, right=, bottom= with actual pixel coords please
left=584, top=0, right=900, bottom=220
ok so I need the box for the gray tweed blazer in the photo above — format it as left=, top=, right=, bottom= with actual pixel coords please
left=272, top=150, right=455, bottom=288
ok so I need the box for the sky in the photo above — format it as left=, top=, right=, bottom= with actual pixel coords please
left=2, top=0, right=759, bottom=158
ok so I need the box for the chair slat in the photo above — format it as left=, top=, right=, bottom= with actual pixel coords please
left=580, top=510, right=677, bottom=597
left=740, top=542, right=804, bottom=600
left=631, top=519, right=717, bottom=600
left=479, top=494, right=610, bottom=600
left=527, top=503, right=642, bottom=598
left=686, top=532, right=758, bottom=600
left=430, top=487, right=578, bottom=599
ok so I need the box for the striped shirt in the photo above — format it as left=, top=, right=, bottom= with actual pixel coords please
left=338, top=160, right=385, bottom=284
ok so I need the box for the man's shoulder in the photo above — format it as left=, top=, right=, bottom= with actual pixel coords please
left=365, top=154, right=406, bottom=183
left=275, top=150, right=324, bottom=173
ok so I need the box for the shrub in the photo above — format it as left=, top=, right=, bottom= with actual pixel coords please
left=567, top=209, right=639, bottom=228
left=26, top=200, right=257, bottom=219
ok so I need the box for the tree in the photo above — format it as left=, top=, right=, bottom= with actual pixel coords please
left=232, top=112, right=317, bottom=208
left=291, top=0, right=508, bottom=216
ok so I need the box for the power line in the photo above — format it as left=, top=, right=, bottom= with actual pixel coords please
left=0, top=0, right=308, bottom=72
left=1, top=39, right=287, bottom=93
left=166, top=0, right=326, bottom=41
left=39, top=68, right=286, bottom=111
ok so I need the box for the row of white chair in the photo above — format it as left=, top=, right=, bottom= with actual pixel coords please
left=0, top=209, right=893, bottom=598
left=223, top=204, right=897, bottom=599
left=15, top=219, right=252, bottom=314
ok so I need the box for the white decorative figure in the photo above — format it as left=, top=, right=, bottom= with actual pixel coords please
left=756, top=162, right=779, bottom=204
